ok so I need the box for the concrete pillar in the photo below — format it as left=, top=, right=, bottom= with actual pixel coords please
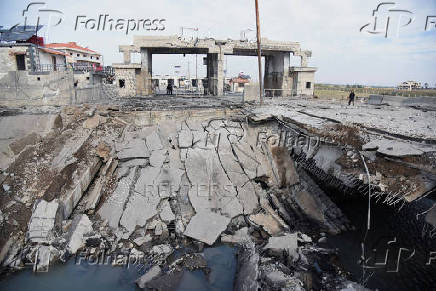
left=300, top=55, right=308, bottom=67
left=206, top=52, right=224, bottom=96
left=123, top=51, right=131, bottom=64
left=137, top=48, right=153, bottom=95
left=263, top=52, right=292, bottom=97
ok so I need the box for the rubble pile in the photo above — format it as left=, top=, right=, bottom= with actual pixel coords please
left=0, top=104, right=366, bottom=290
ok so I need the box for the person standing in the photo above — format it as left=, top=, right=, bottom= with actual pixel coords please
left=348, top=90, right=355, bottom=106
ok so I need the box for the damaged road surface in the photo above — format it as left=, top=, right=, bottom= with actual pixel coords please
left=0, top=97, right=435, bottom=291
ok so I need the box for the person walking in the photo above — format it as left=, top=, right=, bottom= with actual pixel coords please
left=167, top=83, right=173, bottom=95
left=348, top=90, right=355, bottom=106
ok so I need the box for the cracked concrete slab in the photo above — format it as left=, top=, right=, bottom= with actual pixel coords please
left=98, top=169, right=136, bottom=229
left=27, top=199, right=61, bottom=243
left=184, top=211, right=231, bottom=245
left=116, top=139, right=150, bottom=161
left=362, top=139, right=426, bottom=157
left=67, top=214, right=93, bottom=254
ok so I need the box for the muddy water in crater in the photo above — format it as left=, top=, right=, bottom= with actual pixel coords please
left=0, top=245, right=237, bottom=291
left=327, top=191, right=436, bottom=291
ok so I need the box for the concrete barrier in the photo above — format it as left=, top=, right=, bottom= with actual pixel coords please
left=0, top=71, right=115, bottom=106
left=243, top=83, right=260, bottom=103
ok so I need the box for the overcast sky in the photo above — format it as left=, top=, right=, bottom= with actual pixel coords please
left=1, top=0, right=435, bottom=86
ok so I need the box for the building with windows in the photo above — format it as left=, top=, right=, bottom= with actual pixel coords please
left=398, top=81, right=422, bottom=90
left=230, top=73, right=251, bottom=93
left=0, top=25, right=67, bottom=72
left=45, top=42, right=103, bottom=67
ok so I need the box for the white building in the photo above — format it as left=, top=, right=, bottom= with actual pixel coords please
left=45, top=42, right=103, bottom=67
left=398, top=81, right=422, bottom=90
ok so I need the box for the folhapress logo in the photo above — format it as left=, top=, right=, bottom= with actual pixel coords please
left=74, top=15, right=166, bottom=35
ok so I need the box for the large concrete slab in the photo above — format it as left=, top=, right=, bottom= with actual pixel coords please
left=184, top=211, right=231, bottom=245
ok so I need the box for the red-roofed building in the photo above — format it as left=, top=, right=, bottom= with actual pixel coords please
left=230, top=73, right=251, bottom=93
left=45, top=42, right=102, bottom=66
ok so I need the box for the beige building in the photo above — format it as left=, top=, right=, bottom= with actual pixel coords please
left=0, top=43, right=67, bottom=73
left=45, top=42, right=103, bottom=67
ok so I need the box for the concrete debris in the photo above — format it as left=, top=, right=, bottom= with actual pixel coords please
left=249, top=213, right=283, bottom=236
left=339, top=281, right=371, bottom=291
left=96, top=142, right=111, bottom=162
left=61, top=156, right=102, bottom=219
left=184, top=211, right=231, bottom=245
left=362, top=139, right=424, bottom=157
left=261, top=266, right=305, bottom=291
left=146, top=130, right=163, bottom=151
left=2, top=97, right=432, bottom=291
left=133, top=234, right=152, bottom=246
left=67, top=214, right=93, bottom=254
left=154, top=221, right=168, bottom=237
left=116, top=139, right=149, bottom=161
left=136, top=265, right=162, bottom=289
left=150, top=244, right=173, bottom=259
left=27, top=199, right=61, bottom=243
left=297, top=232, right=313, bottom=243
left=221, top=227, right=251, bottom=244
left=34, top=245, right=52, bottom=272
left=264, top=233, right=298, bottom=256
left=83, top=114, right=107, bottom=129
left=159, top=200, right=175, bottom=222
left=186, top=148, right=243, bottom=218
left=98, top=169, right=135, bottom=229
left=178, top=129, right=193, bottom=148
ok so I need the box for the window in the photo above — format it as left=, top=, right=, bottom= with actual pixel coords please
left=90, top=56, right=93, bottom=59
left=70, top=53, right=73, bottom=56
left=306, top=82, right=311, bottom=89
left=238, top=83, right=245, bottom=88
left=52, top=56, right=57, bottom=71
left=37, top=77, right=41, bottom=81
left=16, top=54, right=26, bottom=70
left=86, top=76, right=90, bottom=80
left=83, top=54, right=87, bottom=57
left=119, top=79, right=125, bottom=88
left=96, top=57, right=99, bottom=60
left=77, top=54, right=80, bottom=57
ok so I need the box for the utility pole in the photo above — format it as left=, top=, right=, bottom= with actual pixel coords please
left=255, top=0, right=263, bottom=105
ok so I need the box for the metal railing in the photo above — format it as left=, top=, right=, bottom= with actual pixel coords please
left=32, top=63, right=114, bottom=75
left=34, top=64, right=69, bottom=72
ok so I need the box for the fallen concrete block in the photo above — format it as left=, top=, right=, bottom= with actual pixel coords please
left=184, top=211, right=231, bottom=245
left=136, top=266, right=162, bottom=289
left=362, top=139, right=423, bottom=157
left=116, top=139, right=150, bottom=161
left=27, top=199, right=62, bottom=243
left=264, top=233, right=298, bottom=252
left=67, top=214, right=93, bottom=254
left=61, top=156, right=102, bottom=218
left=221, top=227, right=250, bottom=244
left=159, top=200, right=175, bottom=222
